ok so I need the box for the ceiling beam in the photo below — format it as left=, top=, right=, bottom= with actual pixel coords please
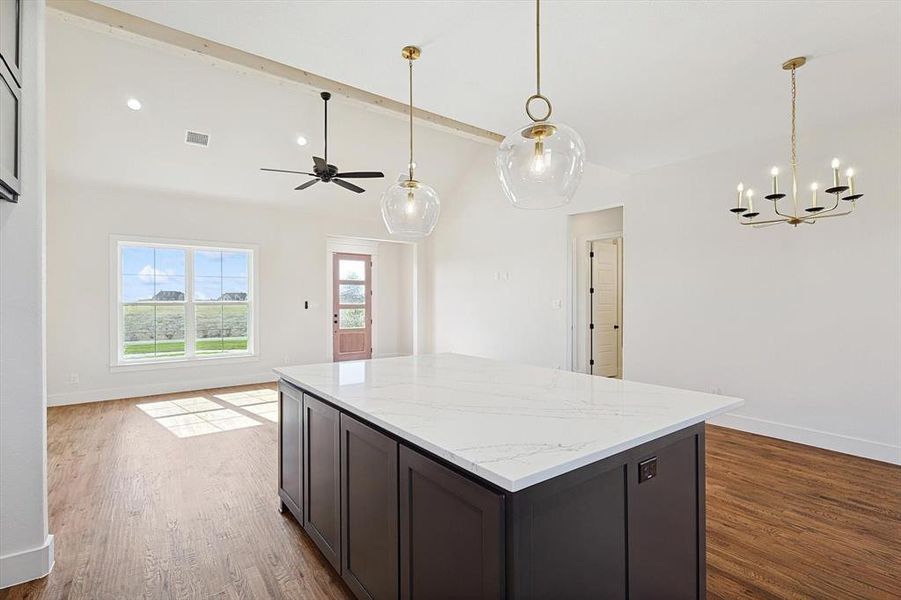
left=47, top=0, right=504, bottom=144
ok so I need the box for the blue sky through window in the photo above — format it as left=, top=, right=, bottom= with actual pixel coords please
left=121, top=246, right=249, bottom=302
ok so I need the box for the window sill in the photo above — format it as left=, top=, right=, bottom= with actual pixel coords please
left=110, top=353, right=260, bottom=373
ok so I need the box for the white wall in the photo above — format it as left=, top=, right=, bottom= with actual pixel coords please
left=626, top=107, right=901, bottom=464
left=429, top=149, right=627, bottom=367
left=45, top=183, right=411, bottom=405
left=375, top=241, right=414, bottom=357
left=430, top=108, right=901, bottom=464
left=0, top=0, right=54, bottom=589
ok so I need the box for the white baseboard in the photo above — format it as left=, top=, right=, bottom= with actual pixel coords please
left=0, top=534, right=54, bottom=589
left=48, top=372, right=278, bottom=406
left=710, top=413, right=901, bottom=465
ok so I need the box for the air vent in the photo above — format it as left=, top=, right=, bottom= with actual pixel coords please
left=185, top=130, right=210, bottom=147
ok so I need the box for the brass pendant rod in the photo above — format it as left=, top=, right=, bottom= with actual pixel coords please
left=536, top=0, right=541, bottom=96
left=409, top=56, right=414, bottom=182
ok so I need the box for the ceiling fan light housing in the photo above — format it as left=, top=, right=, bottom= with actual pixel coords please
left=381, top=180, right=440, bottom=240
left=496, top=121, right=585, bottom=209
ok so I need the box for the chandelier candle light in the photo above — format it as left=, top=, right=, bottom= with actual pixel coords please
left=731, top=56, right=863, bottom=228
left=496, top=0, right=585, bottom=209
left=381, top=46, right=440, bottom=239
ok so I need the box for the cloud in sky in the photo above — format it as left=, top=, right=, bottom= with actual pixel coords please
left=138, top=264, right=173, bottom=283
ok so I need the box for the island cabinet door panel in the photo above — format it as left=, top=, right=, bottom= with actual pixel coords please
left=278, top=382, right=303, bottom=521
left=627, top=431, right=702, bottom=600
left=303, top=393, right=342, bottom=572
left=507, top=462, right=627, bottom=599
left=340, top=414, right=399, bottom=600
left=399, top=445, right=505, bottom=600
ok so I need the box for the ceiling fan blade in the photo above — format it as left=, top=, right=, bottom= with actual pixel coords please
left=334, top=171, right=385, bottom=179
left=332, top=179, right=365, bottom=194
left=261, top=168, right=316, bottom=176
left=313, top=156, right=327, bottom=171
left=295, top=179, right=319, bottom=191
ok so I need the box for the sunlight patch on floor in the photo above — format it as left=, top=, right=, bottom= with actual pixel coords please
left=243, top=401, right=278, bottom=423
left=137, top=396, right=266, bottom=437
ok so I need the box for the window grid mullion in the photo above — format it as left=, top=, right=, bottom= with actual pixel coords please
left=185, top=248, right=196, bottom=358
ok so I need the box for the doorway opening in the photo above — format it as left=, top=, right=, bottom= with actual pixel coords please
left=567, top=207, right=623, bottom=376
left=326, top=237, right=416, bottom=363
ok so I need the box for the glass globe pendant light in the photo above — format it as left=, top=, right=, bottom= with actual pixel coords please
left=496, top=0, right=585, bottom=209
left=381, top=46, right=440, bottom=239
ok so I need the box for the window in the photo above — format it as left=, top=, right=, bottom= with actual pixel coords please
left=115, top=239, right=255, bottom=365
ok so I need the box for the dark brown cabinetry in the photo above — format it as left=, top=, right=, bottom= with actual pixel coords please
left=628, top=434, right=702, bottom=600
left=399, top=445, right=505, bottom=600
left=303, top=393, right=342, bottom=572
left=277, top=381, right=302, bottom=521
left=340, top=414, right=399, bottom=600
left=278, top=379, right=706, bottom=600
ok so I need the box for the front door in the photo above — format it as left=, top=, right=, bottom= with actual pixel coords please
left=590, top=238, right=622, bottom=377
left=332, top=253, right=372, bottom=362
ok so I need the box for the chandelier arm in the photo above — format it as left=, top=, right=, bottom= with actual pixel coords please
left=773, top=199, right=796, bottom=219
left=806, top=203, right=856, bottom=221
left=738, top=216, right=795, bottom=226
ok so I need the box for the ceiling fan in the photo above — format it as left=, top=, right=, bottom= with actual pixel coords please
left=260, top=91, right=384, bottom=193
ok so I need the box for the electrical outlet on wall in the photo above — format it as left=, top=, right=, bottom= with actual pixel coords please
left=69, top=373, right=79, bottom=384
left=710, top=386, right=723, bottom=395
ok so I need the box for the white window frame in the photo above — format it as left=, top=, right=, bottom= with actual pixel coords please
left=109, top=235, right=260, bottom=370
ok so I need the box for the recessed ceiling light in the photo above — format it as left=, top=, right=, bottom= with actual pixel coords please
left=127, top=98, right=142, bottom=111
left=296, top=135, right=308, bottom=146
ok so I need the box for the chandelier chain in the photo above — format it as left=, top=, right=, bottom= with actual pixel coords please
left=791, top=65, right=797, bottom=168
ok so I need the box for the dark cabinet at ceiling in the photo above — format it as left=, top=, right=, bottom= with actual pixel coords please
left=399, top=445, right=505, bottom=600
left=340, top=414, right=398, bottom=600
left=303, top=393, right=342, bottom=572
left=277, top=382, right=303, bottom=522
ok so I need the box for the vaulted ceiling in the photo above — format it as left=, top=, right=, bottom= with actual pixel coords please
left=94, top=0, right=901, bottom=173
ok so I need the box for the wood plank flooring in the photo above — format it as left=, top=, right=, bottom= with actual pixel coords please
left=2, top=384, right=898, bottom=599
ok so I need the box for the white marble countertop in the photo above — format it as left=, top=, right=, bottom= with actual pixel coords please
left=274, top=353, right=742, bottom=492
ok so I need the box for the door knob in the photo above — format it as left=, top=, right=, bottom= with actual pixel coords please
left=613, top=324, right=620, bottom=330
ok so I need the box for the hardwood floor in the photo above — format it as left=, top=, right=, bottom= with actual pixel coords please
left=2, top=385, right=898, bottom=599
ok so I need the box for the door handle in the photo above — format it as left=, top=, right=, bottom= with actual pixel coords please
left=613, top=325, right=620, bottom=330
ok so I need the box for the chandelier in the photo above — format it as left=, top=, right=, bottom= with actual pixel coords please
left=731, top=57, right=863, bottom=228
left=496, top=0, right=585, bottom=209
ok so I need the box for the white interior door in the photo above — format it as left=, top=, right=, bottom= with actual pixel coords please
left=590, top=239, right=621, bottom=377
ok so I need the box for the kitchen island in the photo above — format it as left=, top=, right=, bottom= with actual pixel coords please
left=275, top=353, right=742, bottom=600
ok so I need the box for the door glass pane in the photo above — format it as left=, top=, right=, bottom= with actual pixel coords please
left=196, top=304, right=223, bottom=354
left=339, top=308, right=365, bottom=329
left=339, top=259, right=365, bottom=281
left=154, top=305, right=185, bottom=357
left=339, top=284, right=365, bottom=305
